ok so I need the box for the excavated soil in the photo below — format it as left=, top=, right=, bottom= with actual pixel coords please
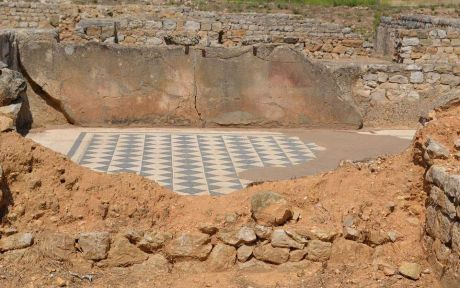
left=0, top=104, right=459, bottom=287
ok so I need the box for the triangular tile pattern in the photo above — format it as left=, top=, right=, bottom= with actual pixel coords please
left=74, top=132, right=323, bottom=196
left=222, top=135, right=263, bottom=173
left=171, top=134, right=208, bottom=195
left=108, top=134, right=145, bottom=174
left=79, top=134, right=119, bottom=172
left=198, top=135, right=244, bottom=196
left=140, top=134, right=173, bottom=190
left=274, top=135, right=317, bottom=165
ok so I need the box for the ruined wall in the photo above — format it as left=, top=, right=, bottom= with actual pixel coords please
left=15, top=30, right=362, bottom=128
left=352, top=61, right=460, bottom=127
left=0, top=1, right=60, bottom=29
left=377, top=15, right=460, bottom=66
left=425, top=164, right=460, bottom=287
left=415, top=123, right=460, bottom=288
left=0, top=2, right=370, bottom=60
left=352, top=15, right=460, bottom=127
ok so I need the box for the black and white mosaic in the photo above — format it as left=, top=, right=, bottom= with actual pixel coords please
left=68, top=132, right=325, bottom=195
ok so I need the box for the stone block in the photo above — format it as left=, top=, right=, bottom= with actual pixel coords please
left=306, top=240, right=331, bottom=262
left=341, top=39, right=363, bottom=48
left=145, top=20, right=162, bottom=30
left=430, top=186, right=457, bottom=219
left=426, top=72, right=441, bottom=84
left=407, top=91, right=420, bottom=101
left=410, top=71, right=424, bottom=84
left=0, top=233, right=34, bottom=252
left=451, top=223, right=460, bottom=254
left=370, top=89, right=386, bottom=102
left=436, top=211, right=453, bottom=244
left=184, top=20, right=200, bottom=32
left=377, top=72, right=388, bottom=83
left=211, top=22, right=222, bottom=32
left=237, top=245, right=254, bottom=262
left=440, top=74, right=460, bottom=86
left=402, top=37, right=420, bottom=46
left=453, top=65, right=460, bottom=76
left=206, top=244, right=236, bottom=272
left=163, top=19, right=176, bottom=30
left=271, top=229, right=304, bottom=249
left=405, top=64, right=422, bottom=71
left=434, top=64, right=452, bottom=73
left=78, top=232, right=110, bottom=261
left=253, top=243, right=289, bottom=264
left=201, top=22, right=212, bottom=31
left=430, top=29, right=447, bottom=39
left=164, top=233, right=212, bottom=260
left=389, top=75, right=409, bottom=84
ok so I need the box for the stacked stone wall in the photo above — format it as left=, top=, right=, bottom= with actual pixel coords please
left=378, top=15, right=460, bottom=66
left=71, top=9, right=370, bottom=60
left=354, top=61, right=460, bottom=105
left=423, top=161, right=460, bottom=286
left=0, top=2, right=370, bottom=60
left=0, top=2, right=59, bottom=29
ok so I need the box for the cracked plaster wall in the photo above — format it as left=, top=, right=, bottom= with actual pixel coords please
left=15, top=30, right=363, bottom=128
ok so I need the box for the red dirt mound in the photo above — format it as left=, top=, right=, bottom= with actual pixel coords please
left=0, top=103, right=458, bottom=287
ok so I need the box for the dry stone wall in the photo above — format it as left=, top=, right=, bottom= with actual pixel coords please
left=0, top=1, right=60, bottom=28
left=352, top=61, right=460, bottom=127
left=419, top=136, right=460, bottom=287
left=353, top=15, right=460, bottom=127
left=0, top=2, right=370, bottom=60
left=377, top=15, right=460, bottom=66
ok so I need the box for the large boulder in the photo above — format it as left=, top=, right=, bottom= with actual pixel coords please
left=251, top=191, right=292, bottom=226
left=0, top=68, right=25, bottom=106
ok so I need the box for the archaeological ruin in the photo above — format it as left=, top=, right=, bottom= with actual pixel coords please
left=0, top=0, right=459, bottom=287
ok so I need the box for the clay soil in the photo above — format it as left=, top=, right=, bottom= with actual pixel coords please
left=0, top=104, right=459, bottom=287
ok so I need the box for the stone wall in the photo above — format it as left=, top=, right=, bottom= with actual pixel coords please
left=377, top=15, right=460, bottom=65
left=425, top=165, right=460, bottom=287
left=71, top=8, right=370, bottom=60
left=0, top=1, right=59, bottom=29
left=349, top=14, right=460, bottom=127
left=14, top=30, right=362, bottom=128
left=0, top=2, right=370, bottom=60
left=352, top=61, right=460, bottom=127
left=406, top=105, right=460, bottom=287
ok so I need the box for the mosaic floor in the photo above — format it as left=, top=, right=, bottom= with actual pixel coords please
left=67, top=132, right=325, bottom=195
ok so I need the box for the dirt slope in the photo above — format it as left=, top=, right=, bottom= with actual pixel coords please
left=1, top=103, right=459, bottom=287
